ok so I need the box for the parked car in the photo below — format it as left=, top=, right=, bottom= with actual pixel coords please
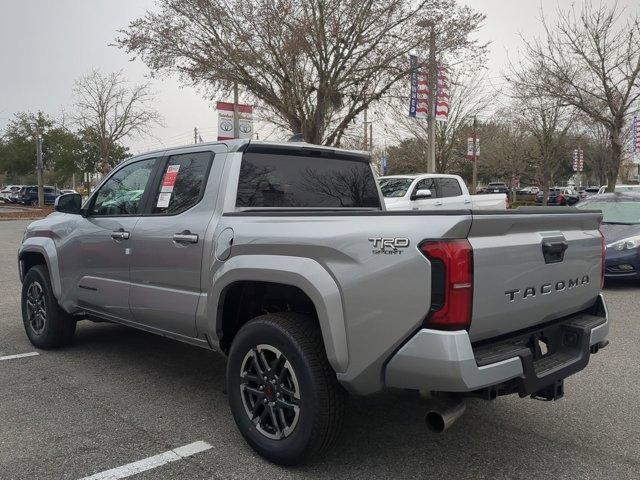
left=597, top=184, right=640, bottom=195
left=19, top=140, right=608, bottom=465
left=535, top=187, right=580, bottom=206
left=8, top=190, right=23, bottom=203
left=480, top=181, right=510, bottom=194
left=577, top=192, right=640, bottom=279
left=516, top=186, right=540, bottom=195
left=1, top=185, right=24, bottom=203
left=579, top=187, right=601, bottom=199
left=378, top=174, right=507, bottom=210
left=17, top=186, right=61, bottom=205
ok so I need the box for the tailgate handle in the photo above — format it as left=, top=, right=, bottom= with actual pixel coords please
left=542, top=240, right=568, bottom=264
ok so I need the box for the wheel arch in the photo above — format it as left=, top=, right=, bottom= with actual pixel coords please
left=205, top=255, right=348, bottom=373
left=18, top=239, right=62, bottom=300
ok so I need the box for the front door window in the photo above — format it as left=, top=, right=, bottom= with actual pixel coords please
left=89, top=158, right=156, bottom=216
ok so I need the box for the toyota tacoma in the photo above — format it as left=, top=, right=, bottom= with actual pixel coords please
left=18, top=140, right=609, bottom=465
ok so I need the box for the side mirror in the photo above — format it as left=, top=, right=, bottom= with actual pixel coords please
left=55, top=193, right=82, bottom=214
left=412, top=188, right=432, bottom=200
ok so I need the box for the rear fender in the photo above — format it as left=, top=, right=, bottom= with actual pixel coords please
left=204, top=255, right=348, bottom=373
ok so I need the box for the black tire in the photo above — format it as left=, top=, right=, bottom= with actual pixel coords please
left=226, top=312, right=346, bottom=465
left=21, top=264, right=76, bottom=348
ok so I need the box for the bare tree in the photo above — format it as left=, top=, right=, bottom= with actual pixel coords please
left=507, top=94, right=574, bottom=204
left=116, top=0, right=485, bottom=146
left=477, top=121, right=536, bottom=188
left=73, top=70, right=161, bottom=172
left=510, top=1, right=640, bottom=191
left=581, top=122, right=610, bottom=186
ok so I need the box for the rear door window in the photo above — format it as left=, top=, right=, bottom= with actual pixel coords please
left=437, top=178, right=463, bottom=198
left=152, top=152, right=213, bottom=215
left=236, top=149, right=380, bottom=208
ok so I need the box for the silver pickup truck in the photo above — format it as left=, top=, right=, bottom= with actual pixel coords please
left=18, top=140, right=609, bottom=465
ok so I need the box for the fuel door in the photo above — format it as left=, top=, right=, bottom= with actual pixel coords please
left=215, top=227, right=234, bottom=261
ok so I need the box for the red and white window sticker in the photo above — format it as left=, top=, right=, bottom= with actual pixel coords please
left=157, top=164, right=180, bottom=208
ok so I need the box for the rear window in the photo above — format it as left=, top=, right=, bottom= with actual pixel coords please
left=236, top=151, right=380, bottom=208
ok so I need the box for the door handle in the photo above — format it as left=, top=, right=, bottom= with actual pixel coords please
left=173, top=231, right=199, bottom=244
left=111, top=229, right=130, bottom=240
left=542, top=240, right=568, bottom=264
left=434, top=201, right=443, bottom=206
left=463, top=199, right=472, bottom=204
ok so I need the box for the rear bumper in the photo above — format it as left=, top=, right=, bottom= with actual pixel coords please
left=384, top=294, right=608, bottom=394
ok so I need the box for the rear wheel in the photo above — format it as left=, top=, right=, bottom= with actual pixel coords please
left=226, top=312, right=346, bottom=465
left=21, top=265, right=76, bottom=348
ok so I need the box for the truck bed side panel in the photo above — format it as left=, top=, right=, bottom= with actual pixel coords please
left=219, top=212, right=472, bottom=394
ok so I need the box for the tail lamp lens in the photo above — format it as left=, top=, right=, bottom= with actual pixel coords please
left=420, top=240, right=473, bottom=330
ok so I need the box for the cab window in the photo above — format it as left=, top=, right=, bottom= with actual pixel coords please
left=89, top=158, right=156, bottom=216
left=437, top=178, right=462, bottom=198
left=151, top=152, right=213, bottom=215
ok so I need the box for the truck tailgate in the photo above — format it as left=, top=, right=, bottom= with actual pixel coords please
left=468, top=209, right=603, bottom=342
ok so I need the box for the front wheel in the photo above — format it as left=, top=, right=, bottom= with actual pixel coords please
left=21, top=265, right=76, bottom=348
left=226, top=312, right=346, bottom=465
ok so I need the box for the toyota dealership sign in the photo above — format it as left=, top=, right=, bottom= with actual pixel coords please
left=217, top=101, right=253, bottom=140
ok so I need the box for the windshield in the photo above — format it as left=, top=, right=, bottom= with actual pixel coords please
left=577, top=200, right=640, bottom=224
left=378, top=178, right=414, bottom=198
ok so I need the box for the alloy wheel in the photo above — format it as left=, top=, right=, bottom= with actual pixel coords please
left=25, top=281, right=47, bottom=335
left=239, top=344, right=301, bottom=440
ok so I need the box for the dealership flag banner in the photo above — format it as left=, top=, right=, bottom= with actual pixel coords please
left=467, top=137, right=479, bottom=160
left=408, top=55, right=429, bottom=118
left=435, top=65, right=449, bottom=122
left=633, top=116, right=640, bottom=152
left=572, top=148, right=584, bottom=172
left=217, top=102, right=253, bottom=141
left=408, top=56, right=448, bottom=122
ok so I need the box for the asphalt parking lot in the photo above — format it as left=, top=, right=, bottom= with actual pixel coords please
left=1, top=219, right=639, bottom=480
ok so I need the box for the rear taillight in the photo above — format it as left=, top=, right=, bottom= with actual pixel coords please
left=600, top=229, right=605, bottom=289
left=420, top=239, right=473, bottom=330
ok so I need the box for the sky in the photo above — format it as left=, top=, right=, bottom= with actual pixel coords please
left=0, top=0, right=638, bottom=154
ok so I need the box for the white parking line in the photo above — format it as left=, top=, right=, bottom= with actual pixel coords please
left=0, top=352, right=39, bottom=361
left=78, top=441, right=213, bottom=480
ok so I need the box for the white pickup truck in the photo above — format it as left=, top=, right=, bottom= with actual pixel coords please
left=378, top=174, right=507, bottom=211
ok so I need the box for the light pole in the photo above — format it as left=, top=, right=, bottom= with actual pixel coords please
left=471, top=116, right=478, bottom=194
left=416, top=19, right=437, bottom=173
left=36, top=133, right=44, bottom=207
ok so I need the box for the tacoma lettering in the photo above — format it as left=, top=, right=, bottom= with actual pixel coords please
left=505, top=275, right=590, bottom=302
